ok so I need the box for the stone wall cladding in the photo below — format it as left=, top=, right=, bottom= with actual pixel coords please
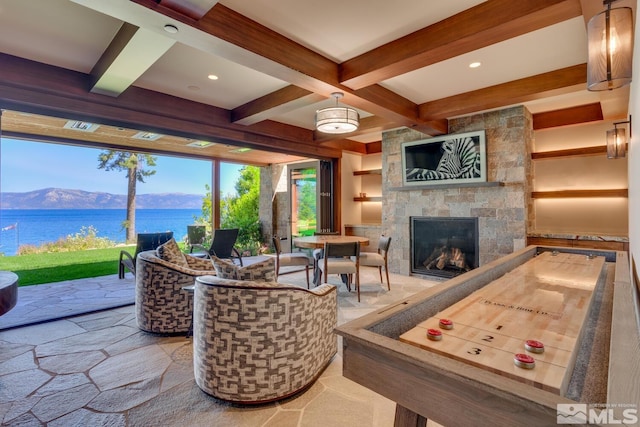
left=382, top=106, right=532, bottom=275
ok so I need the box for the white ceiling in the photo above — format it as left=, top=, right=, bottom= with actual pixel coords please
left=0, top=0, right=634, bottom=159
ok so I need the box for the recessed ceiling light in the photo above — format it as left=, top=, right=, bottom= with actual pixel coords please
left=469, top=62, right=481, bottom=69
left=188, top=85, right=200, bottom=91
left=187, top=140, right=216, bottom=148
left=132, top=131, right=163, bottom=141
left=63, top=120, right=99, bottom=132
left=163, top=24, right=178, bottom=34
left=208, top=74, right=219, bottom=80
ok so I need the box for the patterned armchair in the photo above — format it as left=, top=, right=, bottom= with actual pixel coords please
left=135, top=246, right=216, bottom=334
left=193, top=275, right=338, bottom=404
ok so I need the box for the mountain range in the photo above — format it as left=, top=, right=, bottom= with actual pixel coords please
left=1, top=188, right=204, bottom=209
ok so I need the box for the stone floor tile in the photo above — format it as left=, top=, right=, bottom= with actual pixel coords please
left=47, top=408, right=125, bottom=427
left=89, top=345, right=172, bottom=391
left=33, top=373, right=90, bottom=397
left=87, top=377, right=162, bottom=412
left=300, top=387, right=374, bottom=427
left=0, top=396, right=40, bottom=425
left=0, top=369, right=51, bottom=401
left=0, top=350, right=37, bottom=374
left=38, top=350, right=106, bottom=374
left=31, top=383, right=99, bottom=423
left=34, top=325, right=137, bottom=357
left=262, top=408, right=302, bottom=427
left=0, top=320, right=86, bottom=346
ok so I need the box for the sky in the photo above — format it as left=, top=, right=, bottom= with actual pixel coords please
left=0, top=138, right=243, bottom=197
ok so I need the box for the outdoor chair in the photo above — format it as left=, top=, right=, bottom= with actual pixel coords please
left=119, top=231, right=174, bottom=279
left=187, top=224, right=207, bottom=252
left=272, top=235, right=311, bottom=288
left=318, top=241, right=361, bottom=301
left=190, top=228, right=243, bottom=266
left=358, top=235, right=392, bottom=290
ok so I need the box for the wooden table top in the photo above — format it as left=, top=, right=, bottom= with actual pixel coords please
left=293, top=235, right=369, bottom=249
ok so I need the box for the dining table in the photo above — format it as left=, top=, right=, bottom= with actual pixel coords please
left=293, top=235, right=370, bottom=287
left=292, top=235, right=369, bottom=249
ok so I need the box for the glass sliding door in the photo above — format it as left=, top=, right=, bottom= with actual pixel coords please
left=289, top=162, right=317, bottom=239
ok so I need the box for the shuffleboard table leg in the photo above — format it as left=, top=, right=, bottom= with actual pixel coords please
left=394, top=404, right=427, bottom=427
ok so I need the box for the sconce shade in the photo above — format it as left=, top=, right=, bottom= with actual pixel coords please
left=587, top=5, right=633, bottom=91
left=606, top=127, right=626, bottom=158
left=315, top=92, right=359, bottom=134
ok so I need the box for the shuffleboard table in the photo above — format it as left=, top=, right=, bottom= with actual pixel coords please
left=335, top=246, right=639, bottom=427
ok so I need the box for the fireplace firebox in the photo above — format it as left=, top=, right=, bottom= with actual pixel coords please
left=410, top=216, right=479, bottom=279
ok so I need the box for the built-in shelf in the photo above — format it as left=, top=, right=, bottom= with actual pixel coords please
left=531, top=145, right=608, bottom=159
left=353, top=196, right=382, bottom=202
left=353, top=169, right=382, bottom=176
left=531, top=189, right=628, bottom=198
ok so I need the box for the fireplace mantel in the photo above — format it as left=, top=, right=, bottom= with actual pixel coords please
left=389, top=181, right=504, bottom=191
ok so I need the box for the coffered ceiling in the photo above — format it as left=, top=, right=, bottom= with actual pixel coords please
left=0, top=0, right=634, bottom=165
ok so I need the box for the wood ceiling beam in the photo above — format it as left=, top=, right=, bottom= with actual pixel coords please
left=89, top=22, right=176, bottom=97
left=158, top=0, right=219, bottom=20
left=129, top=0, right=446, bottom=135
left=231, top=86, right=324, bottom=125
left=419, top=64, right=588, bottom=120
left=533, top=102, right=603, bottom=130
left=340, top=0, right=582, bottom=90
left=0, top=53, right=341, bottom=159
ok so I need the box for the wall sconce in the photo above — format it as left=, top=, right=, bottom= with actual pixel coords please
left=606, top=115, right=631, bottom=159
left=587, top=0, right=633, bottom=91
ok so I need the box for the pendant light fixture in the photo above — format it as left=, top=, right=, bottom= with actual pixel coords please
left=315, top=92, right=359, bottom=134
left=586, top=0, right=633, bottom=91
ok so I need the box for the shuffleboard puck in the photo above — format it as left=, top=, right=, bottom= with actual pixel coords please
left=525, top=339, right=545, bottom=354
left=426, top=328, right=442, bottom=341
left=438, top=318, right=454, bottom=330
left=514, top=353, right=535, bottom=369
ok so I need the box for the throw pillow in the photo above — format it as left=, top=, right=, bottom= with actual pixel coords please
left=211, top=256, right=276, bottom=282
left=156, top=238, right=188, bottom=267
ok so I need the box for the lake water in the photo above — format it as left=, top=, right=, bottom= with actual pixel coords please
left=0, top=209, right=202, bottom=256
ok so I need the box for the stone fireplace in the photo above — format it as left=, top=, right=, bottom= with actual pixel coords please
left=411, top=216, right=479, bottom=278
left=382, top=106, right=533, bottom=276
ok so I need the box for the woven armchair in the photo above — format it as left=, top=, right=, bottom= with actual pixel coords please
left=193, top=275, right=338, bottom=404
left=135, top=249, right=216, bottom=334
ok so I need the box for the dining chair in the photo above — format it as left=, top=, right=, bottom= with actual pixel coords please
left=358, top=235, right=392, bottom=290
left=272, top=235, right=311, bottom=288
left=118, top=231, right=174, bottom=279
left=318, top=241, right=362, bottom=301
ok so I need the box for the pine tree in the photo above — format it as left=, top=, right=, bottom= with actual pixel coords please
left=97, top=151, right=157, bottom=243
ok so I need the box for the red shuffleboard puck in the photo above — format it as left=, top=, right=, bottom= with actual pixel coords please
left=438, top=318, right=454, bottom=330
left=514, top=353, right=535, bottom=369
left=426, top=328, right=442, bottom=341
left=525, top=339, right=545, bottom=354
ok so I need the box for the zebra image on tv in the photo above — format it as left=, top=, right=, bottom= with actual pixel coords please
left=402, top=130, right=486, bottom=186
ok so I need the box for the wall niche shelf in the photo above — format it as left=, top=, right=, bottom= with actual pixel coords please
left=531, top=145, right=612, bottom=159
left=353, top=169, right=382, bottom=176
left=353, top=196, right=382, bottom=202
left=531, top=189, right=628, bottom=199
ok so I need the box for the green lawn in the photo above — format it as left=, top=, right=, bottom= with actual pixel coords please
left=0, top=246, right=135, bottom=286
